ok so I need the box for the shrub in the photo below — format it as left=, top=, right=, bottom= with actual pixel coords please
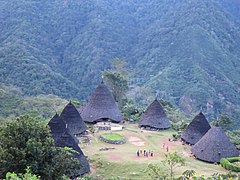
left=220, top=157, right=240, bottom=172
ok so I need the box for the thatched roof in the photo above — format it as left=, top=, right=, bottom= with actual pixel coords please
left=81, top=82, right=122, bottom=123
left=60, top=101, right=87, bottom=135
left=191, top=125, right=239, bottom=163
left=48, top=113, right=79, bottom=144
left=48, top=113, right=66, bottom=135
left=139, top=99, right=170, bottom=130
left=181, top=112, right=211, bottom=145
left=54, top=130, right=90, bottom=175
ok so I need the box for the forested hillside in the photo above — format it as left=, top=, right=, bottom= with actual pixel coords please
left=0, top=0, right=240, bottom=124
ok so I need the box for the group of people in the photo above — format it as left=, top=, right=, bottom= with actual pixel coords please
left=136, top=149, right=154, bottom=157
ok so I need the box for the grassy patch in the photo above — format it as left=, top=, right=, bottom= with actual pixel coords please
left=101, top=133, right=125, bottom=141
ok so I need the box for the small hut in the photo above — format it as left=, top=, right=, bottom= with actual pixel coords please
left=81, top=81, right=122, bottom=123
left=48, top=113, right=79, bottom=144
left=191, top=124, right=239, bottom=163
left=60, top=101, right=87, bottom=135
left=54, top=130, right=90, bottom=175
left=139, top=98, right=170, bottom=130
left=181, top=112, right=211, bottom=145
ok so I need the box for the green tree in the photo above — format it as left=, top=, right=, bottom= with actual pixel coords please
left=0, top=115, right=81, bottom=179
left=147, top=152, right=185, bottom=180
left=212, top=115, right=234, bottom=131
left=162, top=152, right=186, bottom=180
left=103, top=59, right=129, bottom=104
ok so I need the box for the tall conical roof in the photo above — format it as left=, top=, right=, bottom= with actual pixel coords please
left=54, top=130, right=90, bottom=175
left=48, top=113, right=79, bottom=144
left=191, top=125, right=239, bottom=163
left=48, top=113, right=66, bottom=135
left=139, top=99, right=170, bottom=129
left=81, top=82, right=122, bottom=123
left=181, top=112, right=211, bottom=145
left=60, top=102, right=87, bottom=135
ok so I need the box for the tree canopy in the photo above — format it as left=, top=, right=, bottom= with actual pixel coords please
left=0, top=115, right=81, bottom=179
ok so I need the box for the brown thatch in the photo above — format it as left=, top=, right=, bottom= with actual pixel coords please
left=181, top=112, right=211, bottom=145
left=139, top=99, right=170, bottom=130
left=60, top=101, right=87, bottom=135
left=81, top=82, right=122, bottom=123
left=48, top=113, right=79, bottom=144
left=54, top=130, right=90, bottom=175
left=191, top=125, right=239, bottom=163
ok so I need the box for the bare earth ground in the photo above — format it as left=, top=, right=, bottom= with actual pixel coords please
left=81, top=123, right=227, bottom=179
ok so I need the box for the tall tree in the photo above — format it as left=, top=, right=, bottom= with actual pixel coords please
left=103, top=59, right=129, bottom=104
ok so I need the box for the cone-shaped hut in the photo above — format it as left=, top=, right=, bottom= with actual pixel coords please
left=139, top=99, right=170, bottom=130
left=54, top=130, right=90, bottom=175
left=181, top=112, right=211, bottom=145
left=48, top=113, right=79, bottom=144
left=81, top=81, right=122, bottom=123
left=191, top=124, right=239, bottom=163
left=60, top=101, right=87, bottom=135
left=48, top=113, right=66, bottom=137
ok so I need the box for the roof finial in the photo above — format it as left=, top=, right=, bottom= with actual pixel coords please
left=101, top=75, right=104, bottom=84
left=155, top=90, right=159, bottom=101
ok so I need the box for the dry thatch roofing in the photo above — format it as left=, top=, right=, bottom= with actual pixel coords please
left=81, top=82, right=122, bottom=123
left=48, top=113, right=79, bottom=144
left=191, top=125, right=239, bottom=163
left=181, top=112, right=211, bottom=145
left=60, top=101, right=87, bottom=135
left=139, top=99, right=170, bottom=129
left=54, top=130, right=90, bottom=175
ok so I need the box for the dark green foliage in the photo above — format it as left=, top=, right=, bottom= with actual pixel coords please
left=220, top=157, right=240, bottom=172
left=0, top=115, right=81, bottom=179
left=227, top=130, right=240, bottom=149
left=0, top=0, right=240, bottom=127
left=121, top=98, right=143, bottom=122
left=211, top=115, right=234, bottom=131
left=103, top=71, right=129, bottom=104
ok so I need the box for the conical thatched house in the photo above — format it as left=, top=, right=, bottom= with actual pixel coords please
left=60, top=101, right=87, bottom=135
left=191, top=125, right=239, bottom=163
left=139, top=99, right=170, bottom=130
left=81, top=81, right=122, bottom=123
left=48, top=113, right=66, bottom=137
left=181, top=112, right=211, bottom=145
left=48, top=113, right=79, bottom=144
left=54, top=130, right=90, bottom=175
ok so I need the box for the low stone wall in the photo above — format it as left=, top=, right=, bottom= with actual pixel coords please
left=99, top=135, right=126, bottom=145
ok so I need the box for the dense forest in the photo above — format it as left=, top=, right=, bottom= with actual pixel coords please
left=0, top=0, right=240, bottom=126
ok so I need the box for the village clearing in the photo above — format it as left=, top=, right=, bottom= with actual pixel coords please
left=80, top=123, right=227, bottom=179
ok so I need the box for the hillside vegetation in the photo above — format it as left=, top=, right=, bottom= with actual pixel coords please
left=0, top=0, right=240, bottom=125
left=0, top=84, right=67, bottom=123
